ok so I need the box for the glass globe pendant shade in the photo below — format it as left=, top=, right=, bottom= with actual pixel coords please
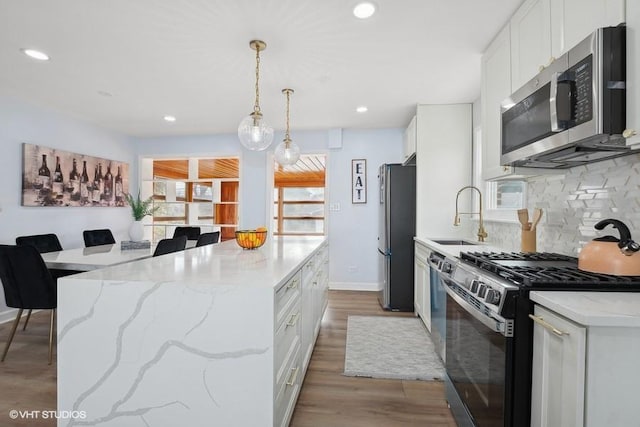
left=275, top=139, right=300, bottom=166
left=238, top=112, right=274, bottom=151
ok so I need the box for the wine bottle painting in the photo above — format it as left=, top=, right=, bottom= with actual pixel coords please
left=21, top=143, right=129, bottom=207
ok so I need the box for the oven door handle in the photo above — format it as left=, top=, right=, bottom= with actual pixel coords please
left=445, top=284, right=509, bottom=336
left=427, top=257, right=441, bottom=270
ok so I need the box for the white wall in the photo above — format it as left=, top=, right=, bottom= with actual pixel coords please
left=0, top=96, right=135, bottom=322
left=133, top=128, right=404, bottom=290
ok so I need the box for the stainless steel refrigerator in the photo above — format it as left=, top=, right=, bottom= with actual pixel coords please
left=377, top=163, right=416, bottom=311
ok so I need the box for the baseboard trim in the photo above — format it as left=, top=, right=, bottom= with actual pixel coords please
left=329, top=282, right=380, bottom=292
left=0, top=308, right=19, bottom=325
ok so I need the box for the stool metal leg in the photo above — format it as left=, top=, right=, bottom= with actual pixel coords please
left=22, top=309, right=32, bottom=331
left=1, top=309, right=23, bottom=362
left=48, top=309, right=56, bottom=365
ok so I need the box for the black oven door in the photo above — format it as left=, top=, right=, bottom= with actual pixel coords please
left=445, top=288, right=513, bottom=427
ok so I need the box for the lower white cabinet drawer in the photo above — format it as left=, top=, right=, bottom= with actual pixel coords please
left=275, top=271, right=301, bottom=327
left=274, top=343, right=301, bottom=427
left=275, top=301, right=301, bottom=375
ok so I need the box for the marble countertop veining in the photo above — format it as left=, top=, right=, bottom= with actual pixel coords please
left=58, top=235, right=326, bottom=289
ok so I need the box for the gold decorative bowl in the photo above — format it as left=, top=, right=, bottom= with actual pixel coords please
left=235, top=230, right=267, bottom=250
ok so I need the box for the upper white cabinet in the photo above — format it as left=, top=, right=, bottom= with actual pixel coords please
left=510, top=0, right=552, bottom=92
left=554, top=0, right=625, bottom=57
left=481, top=26, right=515, bottom=181
left=625, top=0, right=640, bottom=146
left=415, top=104, right=471, bottom=238
left=403, top=115, right=417, bottom=163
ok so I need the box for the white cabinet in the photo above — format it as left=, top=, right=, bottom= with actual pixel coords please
left=481, top=25, right=515, bottom=181
left=531, top=292, right=640, bottom=427
left=414, top=242, right=431, bottom=331
left=555, top=0, right=624, bottom=57
left=278, top=242, right=328, bottom=427
left=300, top=242, right=329, bottom=373
left=625, top=0, right=640, bottom=146
left=510, top=0, right=552, bottom=91
left=531, top=305, right=586, bottom=427
left=403, top=115, right=417, bottom=163
left=415, top=104, right=471, bottom=238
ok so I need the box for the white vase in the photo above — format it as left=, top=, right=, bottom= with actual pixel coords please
left=128, top=220, right=145, bottom=241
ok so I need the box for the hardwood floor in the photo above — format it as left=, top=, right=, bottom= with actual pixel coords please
left=0, top=310, right=56, bottom=427
left=290, top=290, right=456, bottom=426
left=0, top=291, right=456, bottom=426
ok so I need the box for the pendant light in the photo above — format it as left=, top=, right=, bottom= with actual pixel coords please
left=238, top=40, right=274, bottom=151
left=274, top=88, right=301, bottom=166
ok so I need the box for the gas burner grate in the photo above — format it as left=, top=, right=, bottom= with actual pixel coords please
left=460, top=251, right=640, bottom=288
left=462, top=251, right=575, bottom=262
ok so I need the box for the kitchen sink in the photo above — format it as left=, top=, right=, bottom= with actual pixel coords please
left=432, top=239, right=480, bottom=245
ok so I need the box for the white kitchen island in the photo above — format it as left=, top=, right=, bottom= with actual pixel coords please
left=56, top=236, right=328, bottom=427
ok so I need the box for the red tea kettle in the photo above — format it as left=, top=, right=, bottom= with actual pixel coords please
left=578, top=219, right=640, bottom=276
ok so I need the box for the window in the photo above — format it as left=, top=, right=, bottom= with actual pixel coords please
left=473, top=124, right=526, bottom=221
left=143, top=157, right=240, bottom=242
left=273, top=154, right=326, bottom=236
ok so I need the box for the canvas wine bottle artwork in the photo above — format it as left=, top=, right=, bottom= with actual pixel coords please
left=21, top=143, right=129, bottom=207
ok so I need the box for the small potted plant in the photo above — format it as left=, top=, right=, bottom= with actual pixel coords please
left=124, top=191, right=158, bottom=241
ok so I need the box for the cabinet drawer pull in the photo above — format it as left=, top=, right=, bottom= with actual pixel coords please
left=286, top=367, right=299, bottom=386
left=286, top=312, right=300, bottom=327
left=286, top=279, right=299, bottom=289
left=529, top=314, right=569, bottom=337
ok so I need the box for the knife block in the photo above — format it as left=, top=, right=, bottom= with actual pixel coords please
left=521, top=229, right=536, bottom=253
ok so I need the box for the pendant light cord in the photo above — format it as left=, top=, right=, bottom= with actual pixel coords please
left=284, top=89, right=291, bottom=147
left=254, top=46, right=261, bottom=115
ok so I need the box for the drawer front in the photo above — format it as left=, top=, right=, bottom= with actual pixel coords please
left=275, top=271, right=301, bottom=327
left=275, top=298, right=301, bottom=375
left=274, top=343, right=301, bottom=427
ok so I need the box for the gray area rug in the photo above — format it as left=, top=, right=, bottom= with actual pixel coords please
left=344, top=315, right=445, bottom=381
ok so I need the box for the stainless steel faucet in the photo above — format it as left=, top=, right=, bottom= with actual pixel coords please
left=454, top=186, right=488, bottom=242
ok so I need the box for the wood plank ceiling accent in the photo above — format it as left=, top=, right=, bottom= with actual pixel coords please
left=275, top=154, right=326, bottom=187
left=152, top=156, right=324, bottom=186
left=153, top=158, right=239, bottom=180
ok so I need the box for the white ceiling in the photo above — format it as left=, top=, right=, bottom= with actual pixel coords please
left=0, top=0, right=523, bottom=137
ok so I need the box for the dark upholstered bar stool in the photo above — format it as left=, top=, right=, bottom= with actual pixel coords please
left=15, top=233, right=76, bottom=330
left=173, top=226, right=201, bottom=241
left=83, top=229, right=116, bottom=247
left=15, top=233, right=63, bottom=253
left=153, top=236, right=188, bottom=257
left=196, top=231, right=220, bottom=247
left=0, top=245, right=57, bottom=364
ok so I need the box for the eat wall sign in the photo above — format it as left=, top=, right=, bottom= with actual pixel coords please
left=351, top=159, right=366, bottom=204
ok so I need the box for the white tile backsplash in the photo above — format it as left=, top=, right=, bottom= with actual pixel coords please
left=481, top=153, right=640, bottom=256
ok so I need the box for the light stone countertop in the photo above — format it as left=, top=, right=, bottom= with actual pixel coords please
left=59, top=235, right=326, bottom=289
left=531, top=291, right=640, bottom=327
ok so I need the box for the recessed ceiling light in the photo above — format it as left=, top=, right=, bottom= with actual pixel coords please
left=356, top=106, right=368, bottom=113
left=20, top=48, right=50, bottom=61
left=353, top=2, right=376, bottom=19
left=163, top=115, right=176, bottom=122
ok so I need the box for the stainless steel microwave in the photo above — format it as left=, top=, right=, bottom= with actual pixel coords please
left=500, top=26, right=635, bottom=168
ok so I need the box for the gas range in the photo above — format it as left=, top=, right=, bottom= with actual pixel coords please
left=449, top=251, right=640, bottom=319
left=444, top=251, right=640, bottom=427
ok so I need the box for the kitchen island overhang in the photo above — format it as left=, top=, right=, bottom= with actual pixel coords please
left=56, top=236, right=328, bottom=427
